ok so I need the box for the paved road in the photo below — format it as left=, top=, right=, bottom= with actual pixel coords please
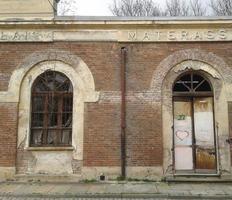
left=0, top=198, right=230, bottom=200
left=1, top=182, right=232, bottom=199
left=0, top=198, right=171, bottom=200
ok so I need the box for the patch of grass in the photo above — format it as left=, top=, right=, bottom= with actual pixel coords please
left=109, top=177, right=157, bottom=182
left=127, top=178, right=156, bottom=182
left=127, top=178, right=141, bottom=182
left=81, top=179, right=97, bottom=183
left=116, top=176, right=126, bottom=181
left=141, top=179, right=155, bottom=182
left=161, top=176, right=166, bottom=182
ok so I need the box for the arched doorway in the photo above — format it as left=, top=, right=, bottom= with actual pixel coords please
left=173, top=72, right=217, bottom=174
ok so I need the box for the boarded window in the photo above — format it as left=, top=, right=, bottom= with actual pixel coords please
left=30, top=71, right=73, bottom=147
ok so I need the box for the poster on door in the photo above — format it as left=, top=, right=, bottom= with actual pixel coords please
left=194, top=98, right=215, bottom=147
left=174, top=101, right=192, bottom=146
left=174, top=100, right=193, bottom=170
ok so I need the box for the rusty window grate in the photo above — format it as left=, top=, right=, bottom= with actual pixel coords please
left=30, top=71, right=73, bottom=147
left=173, top=72, right=213, bottom=96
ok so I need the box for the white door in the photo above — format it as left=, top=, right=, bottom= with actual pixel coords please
left=174, top=98, right=194, bottom=171
left=174, top=97, right=216, bottom=173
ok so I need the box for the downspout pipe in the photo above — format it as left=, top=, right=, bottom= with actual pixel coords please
left=121, top=47, right=127, bottom=179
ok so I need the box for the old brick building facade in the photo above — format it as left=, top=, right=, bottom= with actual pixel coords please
left=0, top=0, right=232, bottom=181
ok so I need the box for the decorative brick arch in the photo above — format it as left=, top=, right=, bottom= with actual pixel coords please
left=150, top=49, right=232, bottom=96
left=0, top=50, right=99, bottom=103
left=155, top=49, right=232, bottom=176
left=8, top=50, right=100, bottom=175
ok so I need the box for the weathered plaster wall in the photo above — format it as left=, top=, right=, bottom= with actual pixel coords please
left=0, top=0, right=54, bottom=20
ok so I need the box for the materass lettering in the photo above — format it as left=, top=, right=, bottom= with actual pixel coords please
left=122, top=29, right=230, bottom=42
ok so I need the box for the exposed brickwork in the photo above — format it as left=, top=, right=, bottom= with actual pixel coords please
left=126, top=102, right=163, bottom=166
left=126, top=42, right=232, bottom=91
left=84, top=102, right=121, bottom=166
left=0, top=42, right=231, bottom=171
left=0, top=42, right=121, bottom=92
left=0, top=103, right=17, bottom=167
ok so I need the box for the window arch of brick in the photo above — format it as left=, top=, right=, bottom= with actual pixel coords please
left=30, top=71, right=73, bottom=147
left=16, top=60, right=99, bottom=161
left=160, top=60, right=227, bottom=175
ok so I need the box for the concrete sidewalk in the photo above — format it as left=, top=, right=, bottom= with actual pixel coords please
left=1, top=181, right=232, bottom=199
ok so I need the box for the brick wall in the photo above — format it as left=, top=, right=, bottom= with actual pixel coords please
left=0, top=103, right=18, bottom=167
left=84, top=103, right=121, bottom=166
left=0, top=42, right=231, bottom=169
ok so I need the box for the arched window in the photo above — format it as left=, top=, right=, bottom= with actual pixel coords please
left=173, top=72, right=213, bottom=96
left=30, top=71, right=73, bottom=147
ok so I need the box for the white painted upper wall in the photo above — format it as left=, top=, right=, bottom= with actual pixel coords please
left=0, top=0, right=55, bottom=20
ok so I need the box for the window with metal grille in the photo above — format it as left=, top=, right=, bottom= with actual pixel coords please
left=173, top=72, right=213, bottom=96
left=30, top=71, right=73, bottom=147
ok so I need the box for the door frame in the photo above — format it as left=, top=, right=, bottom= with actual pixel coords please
left=160, top=60, right=229, bottom=177
left=172, top=95, right=218, bottom=175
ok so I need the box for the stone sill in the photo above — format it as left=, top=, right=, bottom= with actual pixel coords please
left=26, top=146, right=74, bottom=151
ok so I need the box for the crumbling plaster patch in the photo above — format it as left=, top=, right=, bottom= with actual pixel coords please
left=81, top=167, right=162, bottom=180
left=0, top=167, right=15, bottom=181
left=126, top=167, right=163, bottom=180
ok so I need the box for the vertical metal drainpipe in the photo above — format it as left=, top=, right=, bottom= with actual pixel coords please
left=121, top=47, right=127, bottom=179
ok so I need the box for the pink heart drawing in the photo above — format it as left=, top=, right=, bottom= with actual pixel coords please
left=175, top=130, right=190, bottom=141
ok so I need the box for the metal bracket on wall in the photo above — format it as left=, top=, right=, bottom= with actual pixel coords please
left=226, top=138, right=232, bottom=144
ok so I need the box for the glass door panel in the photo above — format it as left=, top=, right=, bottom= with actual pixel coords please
left=193, top=97, right=216, bottom=170
left=174, top=99, right=193, bottom=170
